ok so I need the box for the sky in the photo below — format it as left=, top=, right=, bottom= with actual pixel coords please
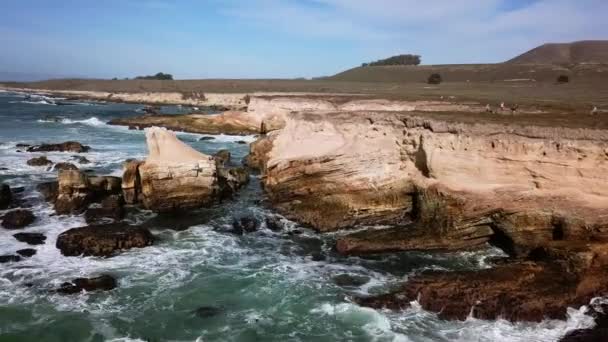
left=0, top=0, right=606, bottom=79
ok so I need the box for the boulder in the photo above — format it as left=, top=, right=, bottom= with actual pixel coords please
left=56, top=223, right=154, bottom=257
left=0, top=255, right=22, bottom=263
left=213, top=149, right=231, bottom=167
left=53, top=162, right=78, bottom=171
left=13, top=233, right=46, bottom=245
left=121, top=160, right=143, bottom=204
left=54, top=170, right=92, bottom=214
left=89, top=176, right=122, bottom=198
left=57, top=275, right=117, bottom=294
left=84, top=195, right=125, bottom=224
left=37, top=181, right=58, bottom=202
left=0, top=183, right=11, bottom=209
left=264, top=216, right=284, bottom=231
left=138, top=127, right=219, bottom=212
left=27, top=141, right=90, bottom=153
left=16, top=248, right=37, bottom=257
left=1, top=209, right=36, bottom=229
left=27, top=156, right=53, bottom=167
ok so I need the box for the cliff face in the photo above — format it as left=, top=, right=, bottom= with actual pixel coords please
left=254, top=111, right=608, bottom=253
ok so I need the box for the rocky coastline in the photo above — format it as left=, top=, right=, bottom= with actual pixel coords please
left=1, top=88, right=607, bottom=340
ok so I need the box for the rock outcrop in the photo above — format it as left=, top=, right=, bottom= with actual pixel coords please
left=27, top=141, right=90, bottom=153
left=121, top=160, right=143, bottom=204
left=1, top=209, right=36, bottom=229
left=138, top=127, right=219, bottom=212
left=55, top=170, right=93, bottom=214
left=56, top=223, right=153, bottom=257
left=27, top=156, right=53, bottom=167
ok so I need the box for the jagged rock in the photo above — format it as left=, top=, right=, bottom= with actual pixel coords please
left=55, top=170, right=92, bottom=214
left=27, top=141, right=90, bottom=153
left=72, top=155, right=91, bottom=164
left=357, top=241, right=608, bottom=323
left=264, top=216, right=283, bottom=231
left=53, top=162, right=78, bottom=171
left=13, top=233, right=46, bottom=245
left=1, top=209, right=36, bottom=229
left=138, top=128, right=219, bottom=212
left=0, top=183, right=11, bottom=209
left=15, top=143, right=30, bottom=148
left=213, top=149, right=231, bottom=167
left=37, top=181, right=58, bottom=202
left=121, top=160, right=143, bottom=204
left=84, top=195, right=125, bottom=224
left=16, top=248, right=37, bottom=257
left=217, top=166, right=249, bottom=198
left=57, top=275, right=117, bottom=294
left=56, top=223, right=154, bottom=257
left=231, top=216, right=259, bottom=234
left=27, top=156, right=53, bottom=167
left=0, top=255, right=21, bottom=263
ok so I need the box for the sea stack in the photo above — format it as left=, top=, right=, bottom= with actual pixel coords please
left=138, top=127, right=219, bottom=211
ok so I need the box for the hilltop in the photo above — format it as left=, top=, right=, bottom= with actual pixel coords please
left=507, top=40, right=608, bottom=65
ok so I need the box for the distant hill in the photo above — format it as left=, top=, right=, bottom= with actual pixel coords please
left=507, top=40, right=608, bottom=65
left=329, top=41, right=608, bottom=83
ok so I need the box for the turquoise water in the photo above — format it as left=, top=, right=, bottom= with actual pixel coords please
left=0, top=91, right=594, bottom=341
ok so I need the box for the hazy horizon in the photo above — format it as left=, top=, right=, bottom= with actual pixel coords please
left=1, top=0, right=607, bottom=80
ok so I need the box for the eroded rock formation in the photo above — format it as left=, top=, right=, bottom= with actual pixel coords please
left=56, top=223, right=153, bottom=257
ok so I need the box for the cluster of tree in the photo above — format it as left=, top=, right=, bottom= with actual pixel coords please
left=361, top=54, right=421, bottom=67
left=134, top=72, right=174, bottom=80
left=557, top=75, right=570, bottom=83
left=427, top=73, right=442, bottom=84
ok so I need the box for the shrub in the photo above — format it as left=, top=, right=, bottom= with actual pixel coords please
left=135, top=72, right=174, bottom=80
left=364, top=54, right=421, bottom=67
left=427, top=73, right=442, bottom=84
left=557, top=75, right=569, bottom=83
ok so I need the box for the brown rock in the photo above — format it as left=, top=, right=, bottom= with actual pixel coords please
left=27, top=141, right=90, bottom=153
left=27, top=156, right=53, bottom=167
left=84, top=195, right=125, bottom=224
left=213, top=149, right=231, bottom=167
left=56, top=223, right=154, bottom=257
left=55, top=170, right=92, bottom=214
left=1, top=209, right=36, bottom=229
left=53, top=162, right=78, bottom=171
left=121, top=160, right=143, bottom=204
left=243, top=136, right=273, bottom=170
left=217, top=166, right=249, bottom=198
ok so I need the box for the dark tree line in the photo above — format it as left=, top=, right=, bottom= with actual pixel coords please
left=361, top=54, right=421, bottom=67
left=135, top=72, right=174, bottom=80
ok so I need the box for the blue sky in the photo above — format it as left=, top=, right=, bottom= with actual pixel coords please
left=0, top=0, right=606, bottom=79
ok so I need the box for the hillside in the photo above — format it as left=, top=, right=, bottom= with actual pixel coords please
left=507, top=40, right=608, bottom=64
left=329, top=40, right=608, bottom=83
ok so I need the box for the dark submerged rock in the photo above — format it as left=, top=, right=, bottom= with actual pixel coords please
left=217, top=167, right=249, bottom=198
left=236, top=140, right=248, bottom=145
left=0, top=255, right=22, bottom=263
left=264, top=216, right=283, bottom=231
left=1, top=209, right=36, bottom=229
left=332, top=274, right=370, bottom=287
left=27, top=156, right=53, bottom=167
left=194, top=306, right=223, bottom=318
left=560, top=303, right=608, bottom=341
left=56, top=223, right=154, bottom=257
left=199, top=136, right=215, bottom=141
left=13, top=233, right=47, bottom=245
left=57, top=275, right=117, bottom=294
left=27, top=141, right=90, bottom=153
left=16, top=248, right=37, bottom=257
left=0, top=183, right=11, bottom=209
